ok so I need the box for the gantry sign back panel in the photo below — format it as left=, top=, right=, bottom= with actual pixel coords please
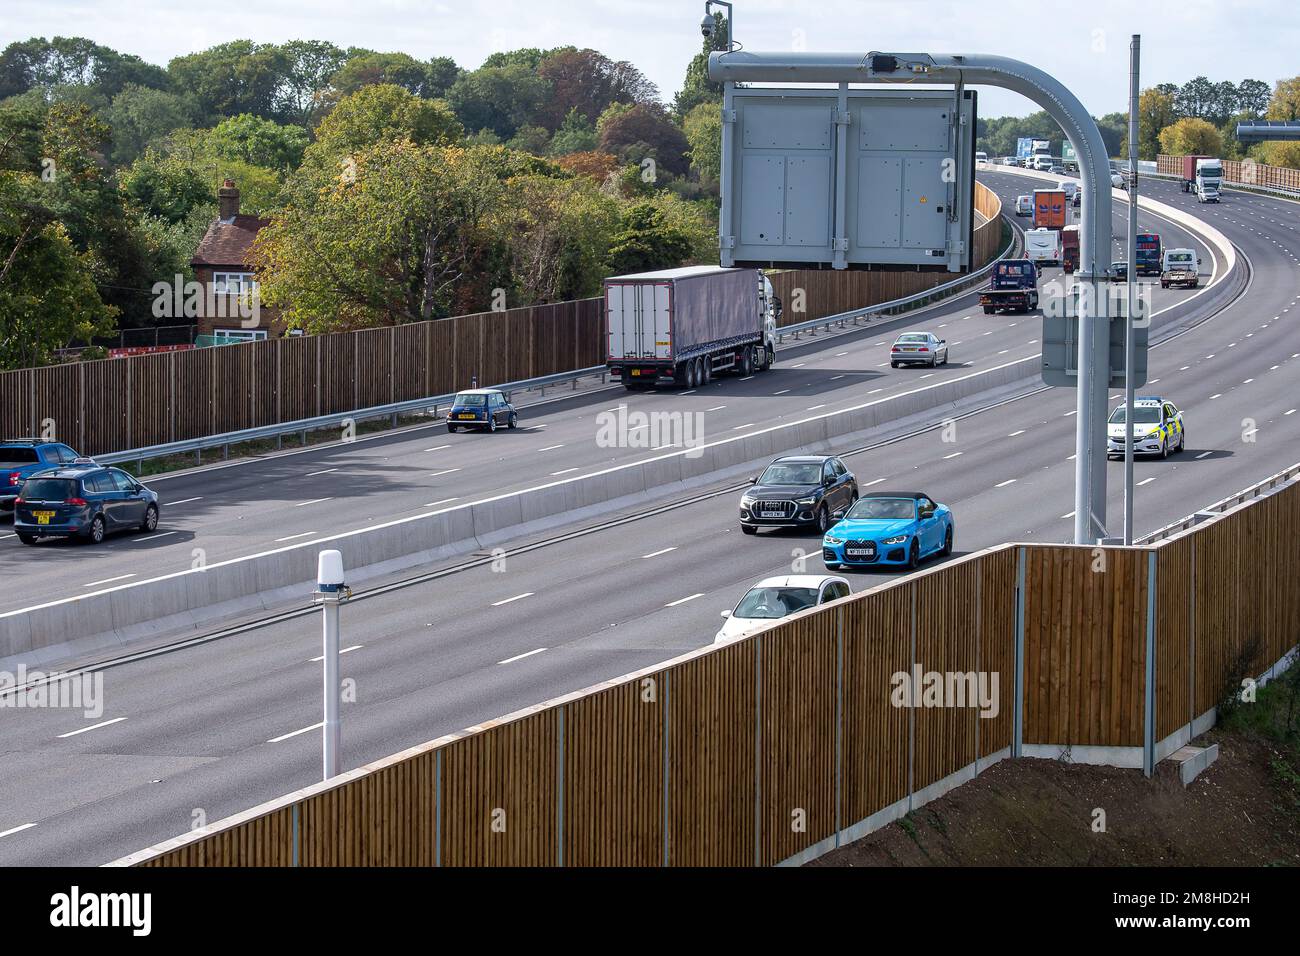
left=720, top=88, right=976, bottom=272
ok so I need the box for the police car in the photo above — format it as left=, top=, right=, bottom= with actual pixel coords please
left=1106, top=397, right=1185, bottom=459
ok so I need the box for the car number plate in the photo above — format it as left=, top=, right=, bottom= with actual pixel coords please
left=458, top=413, right=476, bottom=419
left=847, top=547, right=874, bottom=556
left=630, top=369, right=641, bottom=376
left=36, top=513, right=52, bottom=524
left=760, top=511, right=785, bottom=518
left=904, top=347, right=916, bottom=351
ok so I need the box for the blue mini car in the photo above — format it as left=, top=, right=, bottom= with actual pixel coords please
left=822, top=491, right=954, bottom=571
left=447, top=389, right=517, bottom=433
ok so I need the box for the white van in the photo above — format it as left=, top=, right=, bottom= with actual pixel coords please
left=975, top=150, right=988, bottom=164
left=1015, top=195, right=1033, bottom=217
left=1058, top=181, right=1078, bottom=201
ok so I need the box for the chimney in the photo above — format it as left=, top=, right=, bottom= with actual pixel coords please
left=218, top=178, right=240, bottom=221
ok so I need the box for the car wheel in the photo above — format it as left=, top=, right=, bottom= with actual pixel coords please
left=890, top=361, right=899, bottom=369
left=84, top=514, right=106, bottom=544
left=907, top=539, right=920, bottom=571
left=508, top=413, right=518, bottom=429
left=448, top=424, right=458, bottom=433
left=140, top=504, right=159, bottom=532
left=17, top=533, right=37, bottom=546
left=1160, top=436, right=1168, bottom=459
left=741, top=525, right=758, bottom=536
left=941, top=350, right=948, bottom=366
left=1178, top=428, right=1185, bottom=452
left=929, top=354, right=937, bottom=368
left=816, top=506, right=830, bottom=534
left=488, top=416, right=498, bottom=433
left=941, top=525, right=953, bottom=557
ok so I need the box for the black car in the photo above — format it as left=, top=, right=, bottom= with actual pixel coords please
left=13, top=463, right=160, bottom=545
left=739, top=455, right=857, bottom=535
left=1107, top=261, right=1129, bottom=282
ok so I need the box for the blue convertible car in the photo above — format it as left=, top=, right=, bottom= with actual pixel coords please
left=821, top=491, right=954, bottom=571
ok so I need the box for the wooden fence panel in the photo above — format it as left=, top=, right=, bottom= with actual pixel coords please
left=353, top=327, right=393, bottom=410
left=440, top=712, right=558, bottom=866
left=128, top=353, right=172, bottom=448
left=979, top=547, right=1017, bottom=757
left=840, top=582, right=911, bottom=827
left=138, top=806, right=296, bottom=867
left=1155, top=537, right=1194, bottom=740
left=32, top=365, right=83, bottom=452
left=666, top=638, right=756, bottom=866
left=759, top=613, right=838, bottom=865
left=210, top=339, right=255, bottom=434
left=914, top=559, right=979, bottom=791
left=1023, top=546, right=1147, bottom=747
left=563, top=678, right=664, bottom=867
left=0, top=369, right=33, bottom=438
left=300, top=752, right=437, bottom=866
left=1192, top=515, right=1239, bottom=716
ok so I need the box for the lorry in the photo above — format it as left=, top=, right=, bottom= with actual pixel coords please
left=979, top=259, right=1040, bottom=314
left=1025, top=227, right=1062, bottom=268
left=1160, top=248, right=1200, bottom=289
left=1060, top=224, right=1080, bottom=273
left=1135, top=233, right=1162, bottom=277
left=604, top=265, right=777, bottom=390
left=1029, top=139, right=1051, bottom=168
left=1177, top=155, right=1223, bottom=195
left=1016, top=137, right=1035, bottom=165
left=1032, top=189, right=1068, bottom=230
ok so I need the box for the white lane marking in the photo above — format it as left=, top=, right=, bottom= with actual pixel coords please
left=920, top=373, right=934, bottom=379
left=0, top=823, right=37, bottom=839
left=868, top=388, right=883, bottom=395
left=528, top=424, right=548, bottom=429
left=830, top=374, right=846, bottom=380
left=538, top=444, right=565, bottom=452
left=836, top=352, right=849, bottom=357
left=1061, top=511, right=1075, bottom=519
left=1271, top=365, right=1280, bottom=371
left=1137, top=477, right=1157, bottom=487
left=642, top=547, right=677, bottom=558
left=732, top=423, right=755, bottom=430
left=309, top=645, right=362, bottom=662
left=1179, top=366, right=1190, bottom=371
left=425, top=497, right=461, bottom=507
left=492, top=592, right=534, bottom=607
left=275, top=532, right=317, bottom=542
left=997, top=349, right=1008, bottom=355
left=1286, top=409, right=1297, bottom=416
left=665, top=593, right=704, bottom=607
left=268, top=722, right=323, bottom=744
left=807, top=404, right=826, bottom=411
left=707, top=405, right=727, bottom=412
left=550, top=468, right=579, bottom=476
left=307, top=468, right=338, bottom=477
left=1242, top=378, right=1254, bottom=384
left=428, top=469, right=461, bottom=478
left=1210, top=393, right=1222, bottom=399
left=85, top=573, right=136, bottom=588
left=499, top=647, right=548, bottom=664
left=995, top=479, right=1017, bottom=488
left=1064, top=410, right=1077, bottom=417
left=774, top=389, right=790, bottom=395
left=167, top=496, right=203, bottom=506
left=57, top=717, right=127, bottom=739
left=863, top=478, right=887, bottom=487
left=679, top=390, right=696, bottom=396
left=791, top=363, right=806, bottom=368
left=424, top=444, right=451, bottom=452
left=133, top=531, right=178, bottom=542
left=982, top=330, right=993, bottom=336
left=295, top=497, right=333, bottom=507
left=1196, top=451, right=1213, bottom=459
left=738, top=376, right=754, bottom=382
left=943, top=452, right=963, bottom=459
left=1008, top=429, right=1025, bottom=437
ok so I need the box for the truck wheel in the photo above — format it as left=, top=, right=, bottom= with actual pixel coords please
left=982, top=305, right=993, bottom=314
left=740, top=347, right=754, bottom=376
left=765, top=345, right=775, bottom=368
left=697, top=357, right=710, bottom=385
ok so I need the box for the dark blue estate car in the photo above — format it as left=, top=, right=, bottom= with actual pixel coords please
left=0, top=439, right=83, bottom=514
left=13, top=463, right=160, bottom=545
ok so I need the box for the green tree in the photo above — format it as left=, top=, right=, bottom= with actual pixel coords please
left=275, top=40, right=347, bottom=125
left=118, top=159, right=212, bottom=223
left=506, top=124, right=551, bottom=155
left=682, top=102, right=722, bottom=184
left=310, top=84, right=462, bottom=161
left=674, top=14, right=728, bottom=116
left=132, top=128, right=283, bottom=216
left=1267, top=77, right=1300, bottom=121
left=606, top=198, right=710, bottom=273
left=329, top=51, right=435, bottom=98
left=1236, top=79, right=1271, bottom=118
left=1158, top=117, right=1224, bottom=157
left=446, top=64, right=550, bottom=141
left=0, top=36, right=168, bottom=101
left=209, top=113, right=309, bottom=170
left=1175, top=76, right=1216, bottom=119
left=103, top=83, right=194, bottom=166
left=1138, top=88, right=1179, bottom=159
left=535, top=48, right=658, bottom=130
left=548, top=108, right=598, bottom=156
left=1258, top=140, right=1300, bottom=170
left=167, top=40, right=289, bottom=123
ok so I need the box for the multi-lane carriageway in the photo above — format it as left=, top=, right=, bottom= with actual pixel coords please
left=1, top=172, right=1298, bottom=865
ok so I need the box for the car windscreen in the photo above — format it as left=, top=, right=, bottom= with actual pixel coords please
left=847, top=498, right=915, bottom=520
left=1167, top=254, right=1194, bottom=266
left=454, top=393, right=487, bottom=406
left=0, top=447, right=40, bottom=466
left=1109, top=405, right=1161, bottom=424
left=759, top=463, right=821, bottom=485
left=734, top=587, right=819, bottom=620
left=19, top=477, right=77, bottom=500
left=996, top=263, right=1031, bottom=276
left=896, top=334, right=928, bottom=343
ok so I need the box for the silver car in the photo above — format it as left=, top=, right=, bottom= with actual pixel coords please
left=890, top=332, right=948, bottom=368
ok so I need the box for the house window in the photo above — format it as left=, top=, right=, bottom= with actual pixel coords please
left=212, top=272, right=258, bottom=295
left=213, top=328, right=268, bottom=344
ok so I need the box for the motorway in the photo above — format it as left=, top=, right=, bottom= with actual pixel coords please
left=0, top=172, right=1216, bottom=615
left=1, top=171, right=1298, bottom=865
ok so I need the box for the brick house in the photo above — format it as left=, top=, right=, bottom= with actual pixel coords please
left=190, top=179, right=285, bottom=340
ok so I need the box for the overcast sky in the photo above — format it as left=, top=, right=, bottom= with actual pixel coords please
left=3, top=0, right=1294, bottom=118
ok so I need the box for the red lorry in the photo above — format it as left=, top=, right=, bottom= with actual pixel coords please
left=1032, top=189, right=1068, bottom=231
left=1060, top=224, right=1080, bottom=273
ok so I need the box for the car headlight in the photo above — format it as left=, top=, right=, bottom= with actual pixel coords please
left=883, top=535, right=907, bottom=545
left=795, top=496, right=816, bottom=506
left=824, top=536, right=844, bottom=545
left=740, top=495, right=757, bottom=506
left=1146, top=427, right=1161, bottom=437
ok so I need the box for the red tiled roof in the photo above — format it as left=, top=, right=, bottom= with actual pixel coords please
left=191, top=214, right=269, bottom=268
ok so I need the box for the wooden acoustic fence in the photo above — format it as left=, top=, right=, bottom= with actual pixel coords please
left=117, top=477, right=1298, bottom=867
left=0, top=298, right=603, bottom=458
left=769, top=180, right=1005, bottom=326
left=1156, top=153, right=1300, bottom=192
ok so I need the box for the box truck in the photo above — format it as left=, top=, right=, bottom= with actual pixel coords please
left=1177, top=155, right=1223, bottom=194
left=1032, top=189, right=1068, bottom=231
left=604, top=266, right=778, bottom=390
left=1025, top=228, right=1062, bottom=267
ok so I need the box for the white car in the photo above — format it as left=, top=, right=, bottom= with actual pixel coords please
left=1015, top=195, right=1033, bottom=216
left=1106, top=397, right=1185, bottom=459
left=1111, top=173, right=1126, bottom=190
left=715, top=575, right=851, bottom=643
left=1058, top=180, right=1078, bottom=202
left=890, top=331, right=949, bottom=368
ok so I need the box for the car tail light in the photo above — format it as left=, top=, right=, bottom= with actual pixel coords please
left=7, top=471, right=19, bottom=486
left=66, top=497, right=88, bottom=507
left=919, top=347, right=929, bottom=352
left=13, top=496, right=23, bottom=506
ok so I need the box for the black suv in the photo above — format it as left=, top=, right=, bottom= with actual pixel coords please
left=14, top=463, right=160, bottom=545
left=739, top=455, right=858, bottom=535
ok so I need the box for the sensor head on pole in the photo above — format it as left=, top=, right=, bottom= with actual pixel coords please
left=317, top=549, right=345, bottom=591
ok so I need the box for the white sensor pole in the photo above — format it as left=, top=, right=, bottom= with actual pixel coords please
left=316, top=549, right=346, bottom=780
